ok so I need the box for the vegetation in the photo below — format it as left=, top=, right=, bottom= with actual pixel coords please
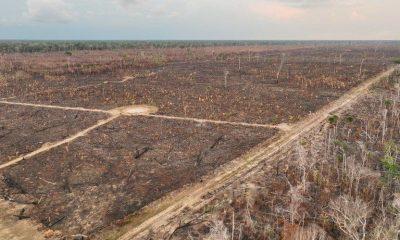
left=392, top=58, right=400, bottom=64
left=0, top=40, right=296, bottom=53
left=328, top=114, right=339, bottom=125
left=0, top=40, right=399, bottom=53
left=170, top=70, right=400, bottom=240
left=381, top=141, right=400, bottom=181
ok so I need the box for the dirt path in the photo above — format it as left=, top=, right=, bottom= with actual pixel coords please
left=120, top=76, right=135, bottom=83
left=0, top=100, right=287, bottom=129
left=0, top=100, right=284, bottom=172
left=114, top=67, right=397, bottom=240
left=146, top=114, right=287, bottom=130
left=0, top=115, right=119, bottom=170
left=0, top=100, right=110, bottom=114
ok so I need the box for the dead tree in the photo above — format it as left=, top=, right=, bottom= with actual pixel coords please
left=63, top=177, right=72, bottom=193
left=195, top=135, right=223, bottom=166
left=13, top=208, right=30, bottom=220
left=329, top=195, right=371, bottom=240
left=224, top=70, right=230, bottom=88
left=134, top=146, right=151, bottom=159
left=333, top=55, right=337, bottom=75
left=359, top=58, right=365, bottom=80
left=238, top=57, right=243, bottom=80
left=206, top=219, right=229, bottom=240
left=276, top=53, right=286, bottom=84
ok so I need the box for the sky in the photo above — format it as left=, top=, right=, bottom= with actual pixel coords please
left=0, top=0, right=399, bottom=40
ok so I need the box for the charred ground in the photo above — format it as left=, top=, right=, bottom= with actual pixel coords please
left=0, top=42, right=399, bottom=239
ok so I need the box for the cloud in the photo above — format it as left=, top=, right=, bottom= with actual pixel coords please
left=350, top=10, right=366, bottom=21
left=26, top=0, right=75, bottom=23
left=113, top=0, right=185, bottom=18
left=249, top=0, right=372, bottom=23
left=114, top=0, right=141, bottom=6
left=250, top=1, right=305, bottom=21
left=270, top=0, right=330, bottom=8
left=259, top=0, right=364, bottom=8
left=0, top=0, right=397, bottom=40
left=0, top=17, right=11, bottom=26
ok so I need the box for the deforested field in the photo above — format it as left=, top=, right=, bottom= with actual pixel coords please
left=0, top=41, right=400, bottom=240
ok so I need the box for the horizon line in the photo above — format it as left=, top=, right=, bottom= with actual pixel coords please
left=0, top=39, right=399, bottom=42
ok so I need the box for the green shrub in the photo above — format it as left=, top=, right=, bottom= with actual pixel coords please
left=392, top=58, right=400, bottom=64
left=345, top=115, right=354, bottom=123
left=328, top=115, right=339, bottom=125
left=381, top=141, right=400, bottom=181
left=385, top=99, right=393, bottom=107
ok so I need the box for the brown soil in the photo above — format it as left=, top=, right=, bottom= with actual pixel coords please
left=168, top=69, right=400, bottom=240
left=0, top=43, right=399, bottom=239
left=112, top=68, right=396, bottom=240
left=0, top=116, right=276, bottom=237
left=3, top=46, right=397, bottom=125
left=0, top=105, right=107, bottom=164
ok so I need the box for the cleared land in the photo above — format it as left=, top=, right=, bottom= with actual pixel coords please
left=0, top=42, right=399, bottom=239
left=169, top=68, right=400, bottom=240
left=0, top=105, right=107, bottom=164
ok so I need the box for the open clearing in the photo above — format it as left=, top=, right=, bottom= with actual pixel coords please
left=0, top=42, right=399, bottom=239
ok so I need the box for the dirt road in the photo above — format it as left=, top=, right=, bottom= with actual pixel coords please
left=114, top=67, right=397, bottom=240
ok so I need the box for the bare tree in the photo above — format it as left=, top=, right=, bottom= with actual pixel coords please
left=359, top=58, right=365, bottom=80
left=329, top=195, right=371, bottom=240
left=243, top=183, right=257, bottom=232
left=381, top=107, right=388, bottom=143
left=288, top=183, right=307, bottom=224
left=333, top=55, right=337, bottom=75
left=297, top=143, right=309, bottom=189
left=206, top=219, right=229, bottom=240
left=292, top=224, right=330, bottom=240
left=224, top=70, right=230, bottom=88
left=370, top=203, right=400, bottom=240
left=276, top=53, right=286, bottom=84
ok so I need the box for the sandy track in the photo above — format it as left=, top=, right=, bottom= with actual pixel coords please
left=115, top=67, right=397, bottom=240
left=146, top=114, right=286, bottom=130
left=0, top=100, right=287, bottom=129
left=0, top=100, right=109, bottom=114
left=0, top=99, right=282, bottom=171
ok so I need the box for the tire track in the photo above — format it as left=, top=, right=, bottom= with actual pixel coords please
left=0, top=101, right=288, bottom=129
left=0, top=100, right=109, bottom=114
left=146, top=114, right=288, bottom=130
